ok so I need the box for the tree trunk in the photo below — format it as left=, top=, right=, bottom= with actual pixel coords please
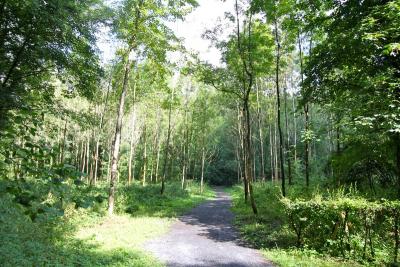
left=284, top=82, right=292, bottom=185
left=396, top=134, right=400, bottom=198
left=200, top=146, right=205, bottom=193
left=107, top=54, right=133, bottom=215
left=142, top=122, right=147, bottom=186
left=81, top=138, right=86, bottom=177
left=298, top=30, right=310, bottom=187
left=274, top=19, right=286, bottom=197
left=274, top=120, right=279, bottom=181
left=243, top=100, right=258, bottom=214
left=94, top=78, right=111, bottom=186
left=269, top=124, right=274, bottom=181
left=238, top=104, right=248, bottom=201
left=155, top=137, right=161, bottom=183
left=256, top=82, right=266, bottom=181
left=292, top=95, right=297, bottom=162
left=152, top=108, right=162, bottom=183
left=236, top=140, right=242, bottom=183
left=86, top=137, right=90, bottom=176
left=128, top=89, right=137, bottom=185
left=181, top=95, right=189, bottom=190
left=60, top=120, right=67, bottom=165
left=161, top=87, right=174, bottom=195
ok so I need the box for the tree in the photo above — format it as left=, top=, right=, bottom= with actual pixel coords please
left=198, top=0, right=274, bottom=213
left=303, top=0, right=400, bottom=193
left=107, top=0, right=198, bottom=214
left=0, top=0, right=107, bottom=130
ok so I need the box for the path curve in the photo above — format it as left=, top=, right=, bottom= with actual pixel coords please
left=144, top=187, right=274, bottom=267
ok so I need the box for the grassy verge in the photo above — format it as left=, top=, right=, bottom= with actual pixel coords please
left=0, top=181, right=214, bottom=266
left=227, top=182, right=362, bottom=267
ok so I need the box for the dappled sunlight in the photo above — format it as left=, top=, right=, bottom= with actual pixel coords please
left=76, top=214, right=173, bottom=250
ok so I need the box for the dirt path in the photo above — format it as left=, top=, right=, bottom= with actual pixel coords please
left=144, top=187, right=274, bottom=267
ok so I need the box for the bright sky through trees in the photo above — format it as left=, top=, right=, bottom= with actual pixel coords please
left=98, top=0, right=233, bottom=65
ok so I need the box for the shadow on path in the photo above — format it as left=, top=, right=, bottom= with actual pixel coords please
left=144, top=187, right=274, bottom=267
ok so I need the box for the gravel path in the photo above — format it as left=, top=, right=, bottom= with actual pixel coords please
left=144, top=187, right=274, bottom=267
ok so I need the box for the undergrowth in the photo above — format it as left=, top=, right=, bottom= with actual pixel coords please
left=228, top=182, right=365, bottom=267
left=0, top=179, right=213, bottom=266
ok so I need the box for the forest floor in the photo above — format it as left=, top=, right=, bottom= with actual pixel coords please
left=144, top=187, right=273, bottom=267
left=0, top=182, right=214, bottom=266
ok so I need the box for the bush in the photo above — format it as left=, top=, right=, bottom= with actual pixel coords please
left=283, top=196, right=400, bottom=264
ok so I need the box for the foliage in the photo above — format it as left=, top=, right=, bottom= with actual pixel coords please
left=283, top=194, right=400, bottom=264
left=302, top=0, right=400, bottom=189
left=0, top=180, right=213, bottom=266
left=228, top=182, right=382, bottom=266
left=0, top=0, right=108, bottom=129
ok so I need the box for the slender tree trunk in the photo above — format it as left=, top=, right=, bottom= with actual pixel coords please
left=238, top=104, right=248, bottom=201
left=256, top=82, right=266, bottom=181
left=181, top=95, right=189, bottom=190
left=75, top=139, right=80, bottom=170
left=274, top=18, right=286, bottom=196
left=234, top=0, right=257, bottom=214
left=128, top=128, right=136, bottom=185
left=150, top=155, right=154, bottom=183
left=107, top=0, right=144, bottom=214
left=155, top=138, right=161, bottom=183
left=243, top=100, right=258, bottom=214
left=107, top=54, right=133, bottom=215
left=269, top=124, right=274, bottom=181
left=60, top=120, right=67, bottom=165
left=284, top=82, right=292, bottom=185
left=94, top=78, right=111, bottom=185
left=396, top=134, right=400, bottom=197
left=106, top=152, right=111, bottom=183
left=161, top=88, right=174, bottom=195
left=292, top=95, right=297, bottom=162
left=168, top=133, right=175, bottom=180
left=236, top=140, right=242, bottom=183
left=200, top=146, right=205, bottom=193
left=86, top=137, right=90, bottom=183
left=81, top=138, right=86, bottom=176
left=153, top=108, right=161, bottom=183
left=128, top=89, right=137, bottom=185
left=298, top=30, right=310, bottom=187
left=336, top=124, right=341, bottom=154
left=142, top=122, right=147, bottom=186
left=274, top=120, right=279, bottom=181
left=253, top=149, right=256, bottom=182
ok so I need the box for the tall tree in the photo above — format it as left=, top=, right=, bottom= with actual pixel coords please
left=107, top=0, right=197, bottom=214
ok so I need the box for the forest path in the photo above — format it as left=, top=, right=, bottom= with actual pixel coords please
left=143, top=187, right=274, bottom=267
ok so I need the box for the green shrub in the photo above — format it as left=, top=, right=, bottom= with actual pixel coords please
left=283, top=196, right=400, bottom=264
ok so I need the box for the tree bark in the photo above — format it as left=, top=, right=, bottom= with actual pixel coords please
left=298, top=30, right=310, bottom=187
left=128, top=84, right=137, bottom=185
left=142, top=121, right=147, bottom=186
left=161, top=87, right=174, bottom=195
left=107, top=53, right=133, bottom=215
left=60, top=120, right=68, bottom=165
left=292, top=94, right=297, bottom=162
left=284, top=81, right=292, bottom=185
left=256, top=81, right=266, bottom=181
left=238, top=104, right=248, bottom=201
left=200, top=146, right=205, bottom=193
left=86, top=137, right=90, bottom=183
left=269, top=124, right=274, bottom=181
left=274, top=18, right=286, bottom=196
left=94, top=77, right=111, bottom=185
left=243, top=100, right=258, bottom=214
left=396, top=134, right=400, bottom=198
left=155, top=135, right=161, bottom=183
